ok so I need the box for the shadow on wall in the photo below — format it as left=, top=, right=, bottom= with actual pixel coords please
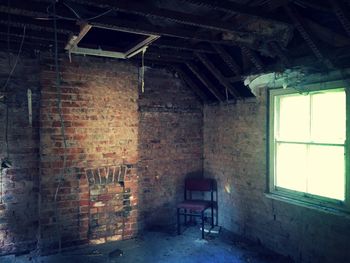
left=0, top=54, right=41, bottom=256
left=137, top=67, right=203, bottom=229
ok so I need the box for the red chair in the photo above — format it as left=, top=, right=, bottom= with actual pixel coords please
left=177, top=178, right=215, bottom=238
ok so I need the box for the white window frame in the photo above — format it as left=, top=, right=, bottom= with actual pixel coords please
left=268, top=80, right=350, bottom=213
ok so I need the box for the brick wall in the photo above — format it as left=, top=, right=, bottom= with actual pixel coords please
left=0, top=52, right=40, bottom=255
left=203, top=89, right=350, bottom=263
left=0, top=53, right=203, bottom=255
left=139, top=68, right=203, bottom=227
left=39, top=55, right=139, bottom=250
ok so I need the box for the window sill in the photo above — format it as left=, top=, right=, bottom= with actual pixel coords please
left=264, top=192, right=350, bottom=219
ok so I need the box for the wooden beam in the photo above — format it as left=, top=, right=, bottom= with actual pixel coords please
left=0, top=2, right=261, bottom=48
left=329, top=0, right=350, bottom=38
left=55, top=0, right=274, bottom=46
left=174, top=66, right=208, bottom=102
left=284, top=5, right=333, bottom=69
left=304, top=18, right=350, bottom=47
left=186, top=62, right=224, bottom=102
left=195, top=52, right=239, bottom=99
left=0, top=10, right=76, bottom=35
left=180, top=0, right=290, bottom=25
left=153, top=39, right=216, bottom=54
left=211, top=44, right=242, bottom=76
left=268, top=41, right=290, bottom=67
left=240, top=46, right=265, bottom=72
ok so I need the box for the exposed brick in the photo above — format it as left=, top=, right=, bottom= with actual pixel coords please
left=203, top=89, right=350, bottom=263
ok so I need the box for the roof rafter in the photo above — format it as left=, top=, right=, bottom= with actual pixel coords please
left=211, top=44, right=242, bottom=76
left=240, top=46, right=265, bottom=72
left=195, top=52, right=239, bottom=99
left=284, top=5, right=333, bottom=69
left=47, top=0, right=264, bottom=46
left=329, top=0, right=350, bottom=38
left=174, top=66, right=208, bottom=102
left=186, top=62, right=225, bottom=102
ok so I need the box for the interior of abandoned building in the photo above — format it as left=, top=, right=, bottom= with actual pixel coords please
left=1, top=0, right=350, bottom=262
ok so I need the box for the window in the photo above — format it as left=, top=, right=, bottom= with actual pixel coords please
left=269, top=85, right=350, bottom=212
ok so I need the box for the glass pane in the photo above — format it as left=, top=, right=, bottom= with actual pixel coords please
left=308, top=145, right=345, bottom=200
left=278, top=94, right=310, bottom=141
left=275, top=143, right=307, bottom=192
left=311, top=91, right=345, bottom=143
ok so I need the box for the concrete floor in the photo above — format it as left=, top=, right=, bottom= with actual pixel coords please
left=1, top=225, right=293, bottom=263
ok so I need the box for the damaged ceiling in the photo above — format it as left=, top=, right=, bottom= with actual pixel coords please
left=1, top=0, right=350, bottom=102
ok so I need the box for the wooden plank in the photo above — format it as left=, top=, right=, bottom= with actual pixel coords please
left=284, top=5, right=333, bottom=69
left=59, top=0, right=278, bottom=45
left=186, top=62, right=224, bottom=102
left=211, top=44, right=242, bottom=76
left=174, top=66, right=208, bottom=102
left=240, top=46, right=264, bottom=72
left=196, top=52, right=239, bottom=99
left=329, top=0, right=350, bottom=38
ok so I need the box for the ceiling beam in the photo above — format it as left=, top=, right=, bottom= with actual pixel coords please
left=186, top=62, right=225, bottom=102
left=195, top=52, right=239, bottom=99
left=211, top=44, right=242, bottom=76
left=174, top=66, right=208, bottom=102
left=329, top=0, right=350, bottom=38
left=0, top=3, right=263, bottom=48
left=268, top=41, right=290, bottom=67
left=284, top=5, right=333, bottom=69
left=0, top=9, right=76, bottom=35
left=240, top=46, right=265, bottom=72
left=304, top=18, right=350, bottom=47
left=153, top=39, right=216, bottom=54
left=180, top=0, right=289, bottom=24
left=55, top=0, right=281, bottom=46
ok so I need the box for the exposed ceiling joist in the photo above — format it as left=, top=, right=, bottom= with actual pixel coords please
left=180, top=0, right=288, bottom=24
left=284, top=5, right=333, bottom=69
left=329, top=0, right=350, bottom=38
left=268, top=41, right=290, bottom=67
left=240, top=46, right=265, bottom=72
left=195, top=52, right=239, bottom=99
left=186, top=62, right=225, bottom=102
left=51, top=0, right=265, bottom=46
left=0, top=3, right=259, bottom=48
left=153, top=40, right=216, bottom=54
left=304, top=18, right=350, bottom=47
left=174, top=66, right=208, bottom=102
left=211, top=44, right=242, bottom=76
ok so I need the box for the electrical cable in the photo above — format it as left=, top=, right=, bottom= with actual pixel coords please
left=41, top=1, right=113, bottom=22
left=2, top=26, right=26, bottom=94
left=63, top=2, right=81, bottom=19
left=52, top=0, right=68, bottom=253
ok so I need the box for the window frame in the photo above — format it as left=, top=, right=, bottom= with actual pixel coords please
left=267, top=80, right=350, bottom=213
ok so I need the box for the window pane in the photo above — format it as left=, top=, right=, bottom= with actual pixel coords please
left=278, top=95, right=309, bottom=141
left=308, top=145, right=345, bottom=200
left=311, top=91, right=345, bottom=143
left=275, top=143, right=307, bottom=192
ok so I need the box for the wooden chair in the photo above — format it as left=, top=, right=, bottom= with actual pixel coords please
left=176, top=178, right=215, bottom=238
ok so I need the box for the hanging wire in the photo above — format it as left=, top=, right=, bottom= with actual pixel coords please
left=2, top=26, right=26, bottom=93
left=40, top=1, right=113, bottom=21
left=63, top=2, right=81, bottom=19
left=52, top=0, right=68, bottom=253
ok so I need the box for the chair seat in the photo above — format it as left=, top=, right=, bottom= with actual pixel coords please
left=177, top=200, right=211, bottom=211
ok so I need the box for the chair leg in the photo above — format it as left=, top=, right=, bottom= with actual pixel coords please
left=201, top=211, right=204, bottom=239
left=211, top=206, right=214, bottom=227
left=177, top=208, right=180, bottom=235
left=184, top=209, right=187, bottom=225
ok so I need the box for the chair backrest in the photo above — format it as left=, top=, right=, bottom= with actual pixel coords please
left=185, top=178, right=213, bottom=192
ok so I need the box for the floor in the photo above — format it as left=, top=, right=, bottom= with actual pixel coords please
left=1, top=225, right=293, bottom=263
